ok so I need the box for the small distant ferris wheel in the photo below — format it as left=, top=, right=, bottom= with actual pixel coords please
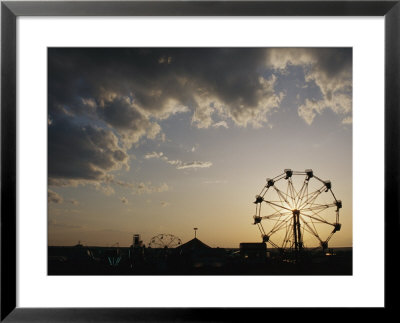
left=148, top=234, right=182, bottom=249
left=253, top=169, right=342, bottom=252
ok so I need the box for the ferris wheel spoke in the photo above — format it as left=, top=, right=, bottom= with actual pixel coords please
left=288, top=179, right=298, bottom=206
left=273, top=186, right=292, bottom=207
left=308, top=215, right=320, bottom=238
left=295, top=180, right=309, bottom=209
left=286, top=178, right=293, bottom=205
left=297, top=186, right=326, bottom=210
left=290, top=179, right=300, bottom=199
left=293, top=182, right=306, bottom=211
left=263, top=213, right=293, bottom=246
left=265, top=203, right=283, bottom=215
left=262, top=211, right=292, bottom=220
left=267, top=238, right=280, bottom=249
left=299, top=213, right=333, bottom=226
left=297, top=180, right=308, bottom=200
left=300, top=189, right=324, bottom=208
left=261, top=209, right=291, bottom=220
left=269, top=212, right=292, bottom=229
left=295, top=181, right=306, bottom=199
left=276, top=189, right=287, bottom=209
left=305, top=208, right=332, bottom=224
left=308, top=210, right=336, bottom=226
left=263, top=200, right=292, bottom=212
left=307, top=202, right=334, bottom=207
left=269, top=217, right=294, bottom=223
left=307, top=205, right=336, bottom=222
left=300, top=217, right=323, bottom=242
left=302, top=212, right=328, bottom=225
left=300, top=203, right=337, bottom=212
left=269, top=217, right=292, bottom=235
left=267, top=200, right=292, bottom=205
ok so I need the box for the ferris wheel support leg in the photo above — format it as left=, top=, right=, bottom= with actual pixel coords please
left=292, top=210, right=303, bottom=253
left=296, top=216, right=302, bottom=251
left=293, top=214, right=298, bottom=251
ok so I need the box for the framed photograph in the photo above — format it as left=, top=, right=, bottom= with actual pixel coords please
left=1, top=0, right=398, bottom=321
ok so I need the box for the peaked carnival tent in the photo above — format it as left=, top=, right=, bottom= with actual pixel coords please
left=176, top=238, right=211, bottom=252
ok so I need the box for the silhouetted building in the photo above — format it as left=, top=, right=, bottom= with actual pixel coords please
left=177, top=238, right=226, bottom=268
left=176, top=237, right=211, bottom=252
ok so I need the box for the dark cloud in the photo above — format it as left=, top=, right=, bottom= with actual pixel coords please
left=48, top=48, right=282, bottom=129
left=48, top=114, right=128, bottom=183
left=309, top=48, right=352, bottom=79
left=49, top=48, right=351, bottom=127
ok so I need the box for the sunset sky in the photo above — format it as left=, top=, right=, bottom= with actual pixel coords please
left=48, top=48, right=352, bottom=248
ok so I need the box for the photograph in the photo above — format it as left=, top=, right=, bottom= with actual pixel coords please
left=47, top=47, right=353, bottom=276
left=1, top=0, right=396, bottom=319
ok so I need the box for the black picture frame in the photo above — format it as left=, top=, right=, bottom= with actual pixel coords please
left=1, top=0, right=398, bottom=321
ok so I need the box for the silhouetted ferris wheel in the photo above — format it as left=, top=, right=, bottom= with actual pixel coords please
left=148, top=234, right=182, bottom=248
left=253, top=169, right=342, bottom=252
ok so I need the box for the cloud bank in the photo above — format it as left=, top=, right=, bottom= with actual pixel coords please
left=48, top=48, right=351, bottom=191
left=266, top=48, right=352, bottom=124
